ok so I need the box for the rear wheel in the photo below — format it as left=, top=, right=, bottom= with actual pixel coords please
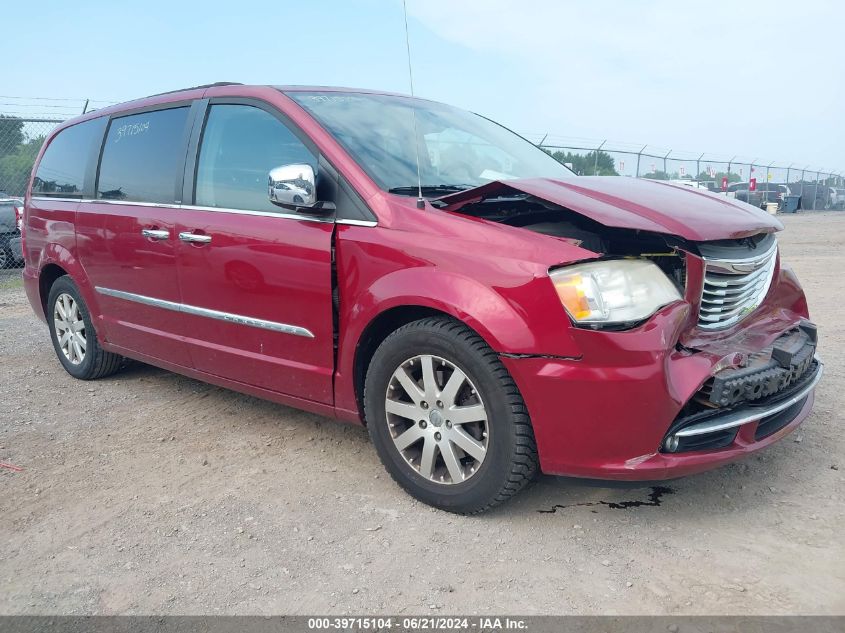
left=47, top=276, right=123, bottom=380
left=0, top=245, right=10, bottom=270
left=364, top=317, right=538, bottom=514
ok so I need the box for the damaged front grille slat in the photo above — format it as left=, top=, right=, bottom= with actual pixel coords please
left=700, top=301, right=771, bottom=320
left=698, top=241, right=778, bottom=329
left=702, top=279, right=768, bottom=299
left=703, top=264, right=773, bottom=288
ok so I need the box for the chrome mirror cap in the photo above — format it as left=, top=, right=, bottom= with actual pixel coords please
left=268, top=163, right=335, bottom=213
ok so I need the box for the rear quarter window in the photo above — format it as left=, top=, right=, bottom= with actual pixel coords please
left=97, top=107, right=190, bottom=204
left=32, top=118, right=107, bottom=198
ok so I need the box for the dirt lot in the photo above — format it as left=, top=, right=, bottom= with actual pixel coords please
left=0, top=213, right=843, bottom=616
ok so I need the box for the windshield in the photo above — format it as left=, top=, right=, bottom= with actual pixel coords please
left=287, top=91, right=575, bottom=195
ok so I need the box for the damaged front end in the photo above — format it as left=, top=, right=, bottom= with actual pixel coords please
left=664, top=325, right=822, bottom=454
left=437, top=178, right=821, bottom=478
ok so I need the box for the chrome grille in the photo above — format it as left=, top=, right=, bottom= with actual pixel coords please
left=698, top=240, right=777, bottom=329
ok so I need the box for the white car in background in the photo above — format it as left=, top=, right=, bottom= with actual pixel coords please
left=667, top=179, right=711, bottom=191
left=269, top=182, right=311, bottom=205
left=829, top=187, right=845, bottom=209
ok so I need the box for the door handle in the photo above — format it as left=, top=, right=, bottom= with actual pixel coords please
left=179, top=231, right=212, bottom=244
left=141, top=228, right=170, bottom=240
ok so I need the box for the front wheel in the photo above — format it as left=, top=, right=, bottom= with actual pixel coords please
left=364, top=317, right=538, bottom=513
left=46, top=276, right=123, bottom=380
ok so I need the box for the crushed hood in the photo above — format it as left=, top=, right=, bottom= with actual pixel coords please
left=438, top=177, right=783, bottom=242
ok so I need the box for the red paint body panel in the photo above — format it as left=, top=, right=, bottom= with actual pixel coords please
left=174, top=208, right=336, bottom=403
left=75, top=201, right=193, bottom=366
left=20, top=84, right=820, bottom=484
left=439, top=177, right=784, bottom=241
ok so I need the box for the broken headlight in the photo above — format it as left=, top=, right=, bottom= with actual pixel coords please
left=550, top=259, right=682, bottom=326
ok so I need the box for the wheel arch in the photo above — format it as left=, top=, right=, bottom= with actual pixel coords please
left=36, top=245, right=102, bottom=331
left=39, top=262, right=69, bottom=316
left=352, top=305, right=457, bottom=423
left=336, top=265, right=580, bottom=419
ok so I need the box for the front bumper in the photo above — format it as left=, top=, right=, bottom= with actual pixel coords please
left=501, top=302, right=821, bottom=481
left=663, top=357, right=822, bottom=453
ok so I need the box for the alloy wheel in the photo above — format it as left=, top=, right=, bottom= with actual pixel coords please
left=53, top=293, right=86, bottom=365
left=384, top=354, right=489, bottom=485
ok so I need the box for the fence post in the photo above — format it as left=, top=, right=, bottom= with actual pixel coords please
left=727, top=156, right=736, bottom=184
left=800, top=167, right=807, bottom=209
left=635, top=145, right=646, bottom=178
left=663, top=150, right=672, bottom=177
left=696, top=153, right=704, bottom=186
left=765, top=162, right=773, bottom=204
left=593, top=140, right=606, bottom=176
left=81, top=99, right=89, bottom=114
left=815, top=170, right=822, bottom=210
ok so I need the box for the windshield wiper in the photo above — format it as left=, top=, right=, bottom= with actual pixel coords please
left=388, top=184, right=474, bottom=196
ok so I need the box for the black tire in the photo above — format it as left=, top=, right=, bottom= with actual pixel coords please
left=364, top=317, right=538, bottom=514
left=46, top=275, right=123, bottom=380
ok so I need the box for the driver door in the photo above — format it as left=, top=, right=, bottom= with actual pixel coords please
left=175, top=101, right=335, bottom=404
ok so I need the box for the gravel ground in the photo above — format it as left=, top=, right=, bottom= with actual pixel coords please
left=0, top=212, right=843, bottom=615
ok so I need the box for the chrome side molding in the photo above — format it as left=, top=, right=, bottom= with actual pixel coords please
left=30, top=196, right=376, bottom=226
left=94, top=287, right=315, bottom=338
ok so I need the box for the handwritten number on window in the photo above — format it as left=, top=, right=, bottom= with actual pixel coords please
left=114, top=121, right=150, bottom=142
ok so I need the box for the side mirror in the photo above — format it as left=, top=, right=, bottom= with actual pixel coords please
left=268, top=164, right=335, bottom=214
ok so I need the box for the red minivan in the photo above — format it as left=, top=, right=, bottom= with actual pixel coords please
left=21, top=83, right=822, bottom=513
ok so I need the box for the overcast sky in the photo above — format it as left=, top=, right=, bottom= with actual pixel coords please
left=3, top=0, right=843, bottom=170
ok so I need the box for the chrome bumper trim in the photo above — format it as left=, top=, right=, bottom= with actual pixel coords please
left=673, top=358, right=823, bottom=439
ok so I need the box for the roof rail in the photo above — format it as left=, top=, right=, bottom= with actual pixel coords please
left=146, top=82, right=243, bottom=98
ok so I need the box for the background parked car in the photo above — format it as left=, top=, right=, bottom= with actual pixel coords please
left=793, top=183, right=834, bottom=210
left=757, top=183, right=792, bottom=209
left=0, top=196, right=24, bottom=269
left=731, top=183, right=765, bottom=207
left=724, top=182, right=746, bottom=198
left=728, top=182, right=793, bottom=211
left=832, top=187, right=845, bottom=209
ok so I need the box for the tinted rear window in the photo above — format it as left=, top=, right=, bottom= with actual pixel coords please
left=32, top=118, right=107, bottom=198
left=97, top=107, right=190, bottom=203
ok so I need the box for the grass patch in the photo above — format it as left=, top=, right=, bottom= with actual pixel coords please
left=0, top=274, right=24, bottom=290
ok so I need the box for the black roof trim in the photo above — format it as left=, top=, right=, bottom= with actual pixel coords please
left=146, top=82, right=243, bottom=98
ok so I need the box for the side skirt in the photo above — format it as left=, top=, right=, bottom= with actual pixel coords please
left=101, top=341, right=361, bottom=425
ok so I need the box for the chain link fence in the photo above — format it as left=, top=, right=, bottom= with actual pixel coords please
left=527, top=135, right=845, bottom=212
left=1, top=117, right=63, bottom=269
left=1, top=112, right=844, bottom=270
